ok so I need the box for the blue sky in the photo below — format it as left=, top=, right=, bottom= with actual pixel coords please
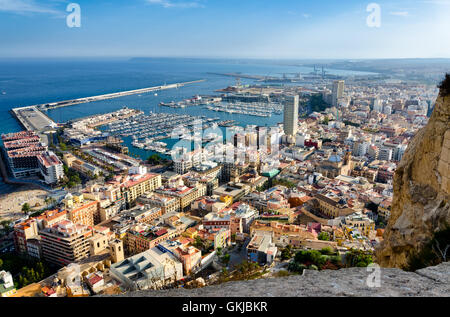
left=0, top=0, right=449, bottom=59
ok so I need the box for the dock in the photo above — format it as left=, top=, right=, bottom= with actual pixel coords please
left=10, top=106, right=57, bottom=132
left=34, top=79, right=205, bottom=111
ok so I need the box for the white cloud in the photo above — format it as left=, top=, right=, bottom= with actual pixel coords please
left=0, top=0, right=62, bottom=15
left=146, top=0, right=204, bottom=8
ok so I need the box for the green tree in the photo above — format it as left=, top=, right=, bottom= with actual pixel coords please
left=193, top=236, right=205, bottom=251
left=1, top=220, right=12, bottom=236
left=288, top=262, right=307, bottom=274
left=22, top=203, right=31, bottom=214
left=318, top=231, right=330, bottom=241
left=320, top=247, right=334, bottom=256
left=309, top=94, right=331, bottom=112
left=346, top=249, right=374, bottom=267
left=148, top=154, right=163, bottom=165
left=293, top=250, right=327, bottom=267
left=221, top=253, right=231, bottom=266
left=280, top=245, right=294, bottom=261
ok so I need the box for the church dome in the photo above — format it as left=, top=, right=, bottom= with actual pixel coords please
left=328, top=154, right=342, bottom=163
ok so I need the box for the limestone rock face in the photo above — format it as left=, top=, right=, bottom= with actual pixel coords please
left=376, top=92, right=450, bottom=268
left=102, top=262, right=450, bottom=297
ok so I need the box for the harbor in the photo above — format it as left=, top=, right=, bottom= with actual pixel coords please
left=35, top=80, right=205, bottom=110
left=102, top=111, right=223, bottom=154
left=205, top=101, right=283, bottom=117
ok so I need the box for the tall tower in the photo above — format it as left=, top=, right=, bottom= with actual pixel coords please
left=283, top=95, right=299, bottom=136
left=109, top=239, right=124, bottom=264
left=332, top=80, right=345, bottom=107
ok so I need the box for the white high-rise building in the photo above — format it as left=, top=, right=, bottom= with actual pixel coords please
left=379, top=147, right=393, bottom=161
left=332, top=80, right=345, bottom=107
left=373, top=98, right=383, bottom=112
left=283, top=95, right=299, bottom=136
left=357, top=142, right=370, bottom=157
left=37, top=151, right=64, bottom=185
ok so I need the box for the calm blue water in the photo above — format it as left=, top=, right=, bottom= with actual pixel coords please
left=0, top=58, right=376, bottom=192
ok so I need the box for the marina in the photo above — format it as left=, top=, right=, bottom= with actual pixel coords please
left=102, top=111, right=222, bottom=154
left=205, top=101, right=283, bottom=117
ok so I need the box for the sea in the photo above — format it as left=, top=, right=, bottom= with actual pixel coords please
left=0, top=57, right=376, bottom=193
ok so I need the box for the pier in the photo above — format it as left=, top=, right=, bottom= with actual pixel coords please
left=33, top=79, right=205, bottom=111
left=10, top=106, right=57, bottom=132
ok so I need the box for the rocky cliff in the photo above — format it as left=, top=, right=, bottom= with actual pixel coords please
left=105, top=262, right=450, bottom=297
left=376, top=78, right=450, bottom=268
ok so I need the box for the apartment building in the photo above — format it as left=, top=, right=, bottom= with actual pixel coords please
left=247, top=232, right=277, bottom=265
left=40, top=221, right=94, bottom=267
left=250, top=220, right=316, bottom=248
left=158, top=240, right=202, bottom=275
left=64, top=193, right=100, bottom=226
left=378, top=198, right=392, bottom=220
left=37, top=151, right=64, bottom=184
left=120, top=205, right=163, bottom=225
left=121, top=173, right=162, bottom=207
left=137, top=192, right=180, bottom=214
left=1, top=131, right=45, bottom=178
left=125, top=224, right=172, bottom=256
left=13, top=219, right=39, bottom=255
left=343, top=212, right=375, bottom=237
left=203, top=212, right=231, bottom=231
left=2, top=131, right=64, bottom=184
left=155, top=183, right=206, bottom=212
left=313, top=194, right=355, bottom=218
left=64, top=153, right=101, bottom=177
left=213, top=182, right=251, bottom=202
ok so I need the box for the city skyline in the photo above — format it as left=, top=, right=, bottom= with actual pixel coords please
left=1, top=0, right=450, bottom=59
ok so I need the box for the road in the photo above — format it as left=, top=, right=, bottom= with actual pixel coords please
left=228, top=238, right=250, bottom=268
